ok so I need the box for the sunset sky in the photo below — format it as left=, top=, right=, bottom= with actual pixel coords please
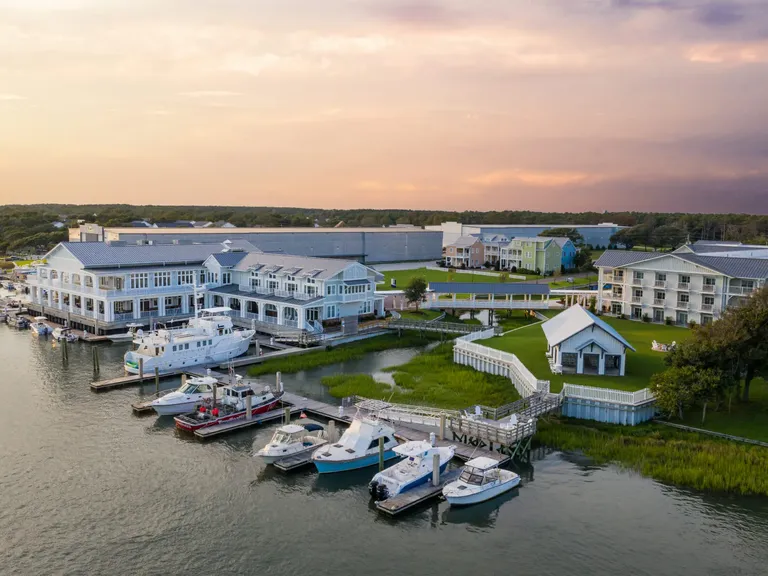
left=1, top=0, right=767, bottom=212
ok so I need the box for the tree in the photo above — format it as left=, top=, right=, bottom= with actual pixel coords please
left=650, top=224, right=686, bottom=250
left=499, top=271, right=509, bottom=283
left=651, top=365, right=721, bottom=422
left=540, top=227, right=584, bottom=246
left=610, top=228, right=635, bottom=250
left=404, top=277, right=428, bottom=311
left=588, top=296, right=597, bottom=314
left=573, top=249, right=592, bottom=271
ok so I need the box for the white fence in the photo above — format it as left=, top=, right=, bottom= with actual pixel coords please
left=425, top=267, right=527, bottom=281
left=562, top=383, right=655, bottom=406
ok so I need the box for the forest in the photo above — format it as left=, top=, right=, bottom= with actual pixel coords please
left=1, top=204, right=767, bottom=255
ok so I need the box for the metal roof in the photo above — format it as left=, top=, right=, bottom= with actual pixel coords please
left=56, top=242, right=235, bottom=269
left=508, top=236, right=550, bottom=244
left=207, top=285, right=323, bottom=306
left=550, top=237, right=573, bottom=249
left=104, top=226, right=436, bottom=234
left=596, top=250, right=768, bottom=279
left=233, top=252, right=371, bottom=281
left=429, top=282, right=550, bottom=295
left=594, top=250, right=662, bottom=267
left=541, top=305, right=635, bottom=351
left=447, top=235, right=481, bottom=248
left=209, top=252, right=247, bottom=267
left=681, top=243, right=758, bottom=254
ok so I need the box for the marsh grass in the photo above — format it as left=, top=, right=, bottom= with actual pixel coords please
left=537, top=419, right=768, bottom=495
left=321, top=343, right=520, bottom=409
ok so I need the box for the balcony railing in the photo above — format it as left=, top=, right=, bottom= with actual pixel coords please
left=631, top=296, right=642, bottom=303
left=654, top=280, right=666, bottom=288
left=676, top=301, right=689, bottom=310
left=611, top=292, right=624, bottom=299
left=631, top=278, right=644, bottom=286
left=653, top=299, right=665, bottom=306
left=728, top=285, right=755, bottom=295
left=701, top=303, right=713, bottom=312
left=702, top=284, right=715, bottom=293
left=114, top=312, right=135, bottom=322
left=677, top=282, right=690, bottom=290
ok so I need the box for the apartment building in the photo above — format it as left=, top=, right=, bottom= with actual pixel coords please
left=475, top=234, right=511, bottom=266
left=443, top=236, right=485, bottom=268
left=500, top=237, right=562, bottom=274
left=595, top=250, right=768, bottom=325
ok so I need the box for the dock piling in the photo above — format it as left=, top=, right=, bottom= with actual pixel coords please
left=328, top=421, right=336, bottom=443
left=181, top=373, right=186, bottom=387
left=246, top=395, right=252, bottom=420
left=284, top=406, right=291, bottom=424
left=154, top=367, right=159, bottom=396
left=378, top=436, right=385, bottom=471
left=92, top=347, right=100, bottom=374
left=439, top=414, right=446, bottom=441
left=432, top=454, right=440, bottom=487
left=139, top=358, right=144, bottom=380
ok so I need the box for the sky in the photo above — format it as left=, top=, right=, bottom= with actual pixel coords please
left=1, top=0, right=768, bottom=213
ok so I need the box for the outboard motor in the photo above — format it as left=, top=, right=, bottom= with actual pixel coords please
left=375, top=482, right=389, bottom=501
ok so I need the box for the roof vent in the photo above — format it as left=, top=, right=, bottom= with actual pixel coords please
left=107, top=240, right=126, bottom=247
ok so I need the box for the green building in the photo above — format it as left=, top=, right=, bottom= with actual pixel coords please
left=500, top=237, right=562, bottom=274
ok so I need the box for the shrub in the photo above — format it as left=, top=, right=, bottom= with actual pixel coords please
left=688, top=320, right=697, bottom=329
left=665, top=316, right=674, bottom=325
left=618, top=313, right=626, bottom=320
left=642, top=313, right=651, bottom=323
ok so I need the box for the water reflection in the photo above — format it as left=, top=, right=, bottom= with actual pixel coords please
left=440, top=488, right=520, bottom=529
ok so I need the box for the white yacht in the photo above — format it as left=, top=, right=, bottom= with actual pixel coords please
left=255, top=423, right=328, bottom=464
left=442, top=457, right=520, bottom=506
left=150, top=375, right=219, bottom=416
left=369, top=440, right=455, bottom=500
left=52, top=327, right=79, bottom=342
left=312, top=413, right=399, bottom=473
left=108, top=323, right=143, bottom=343
left=30, top=317, right=51, bottom=336
left=124, top=307, right=254, bottom=374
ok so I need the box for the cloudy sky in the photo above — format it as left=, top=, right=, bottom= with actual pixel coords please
left=1, top=0, right=767, bottom=212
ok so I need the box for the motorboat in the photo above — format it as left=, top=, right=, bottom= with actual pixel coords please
left=8, top=314, right=29, bottom=330
left=6, top=283, right=15, bottom=291
left=312, top=413, right=399, bottom=474
left=150, top=375, right=219, bottom=416
left=174, top=378, right=283, bottom=432
left=124, top=304, right=254, bottom=374
left=442, top=457, right=520, bottom=506
left=30, top=316, right=51, bottom=335
left=108, top=323, right=143, bottom=343
left=369, top=440, right=455, bottom=500
left=255, top=422, right=328, bottom=464
left=52, top=327, right=79, bottom=342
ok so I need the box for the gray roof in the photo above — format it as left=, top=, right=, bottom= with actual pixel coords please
left=210, top=252, right=248, bottom=267
left=550, top=237, right=573, bottom=249
left=233, top=252, right=378, bottom=281
left=541, top=304, right=635, bottom=351
left=596, top=249, right=768, bottom=279
left=679, top=243, right=758, bottom=255
left=448, top=236, right=481, bottom=248
left=207, top=284, right=323, bottom=306
left=429, top=282, right=550, bottom=295
left=694, top=240, right=743, bottom=246
left=594, top=250, right=661, bottom=267
left=56, top=242, right=235, bottom=269
left=508, top=236, right=552, bottom=245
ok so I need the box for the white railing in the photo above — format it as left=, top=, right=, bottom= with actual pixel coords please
left=676, top=301, right=689, bottom=310
left=562, top=383, right=655, bottom=406
left=677, top=282, right=690, bottom=290
left=653, top=299, right=665, bottom=306
left=424, top=299, right=550, bottom=310
left=702, top=284, right=715, bottom=293
left=631, top=296, right=642, bottom=303
left=701, top=303, right=713, bottom=312
left=728, top=285, right=755, bottom=295
left=654, top=280, right=666, bottom=288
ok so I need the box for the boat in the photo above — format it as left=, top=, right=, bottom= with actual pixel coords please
left=150, top=375, right=219, bottom=416
left=108, top=323, right=144, bottom=343
left=124, top=304, right=254, bottom=374
left=30, top=316, right=51, bottom=335
left=6, top=283, right=15, bottom=291
left=369, top=440, right=455, bottom=500
left=52, top=327, right=79, bottom=342
left=256, top=422, right=328, bottom=464
left=8, top=314, right=29, bottom=329
left=442, top=457, right=520, bottom=506
left=174, top=378, right=283, bottom=432
left=312, top=413, right=400, bottom=474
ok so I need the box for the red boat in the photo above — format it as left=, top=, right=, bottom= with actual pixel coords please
left=174, top=380, right=283, bottom=432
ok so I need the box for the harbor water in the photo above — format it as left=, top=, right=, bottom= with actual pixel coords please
left=1, top=326, right=767, bottom=576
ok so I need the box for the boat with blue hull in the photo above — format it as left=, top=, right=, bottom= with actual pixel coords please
left=369, top=440, right=455, bottom=501
left=312, top=413, right=399, bottom=474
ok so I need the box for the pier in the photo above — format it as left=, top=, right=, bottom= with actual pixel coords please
left=193, top=406, right=302, bottom=439
left=375, top=469, right=461, bottom=516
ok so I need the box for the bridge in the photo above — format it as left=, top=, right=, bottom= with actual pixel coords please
left=387, top=318, right=497, bottom=336
left=423, top=281, right=552, bottom=311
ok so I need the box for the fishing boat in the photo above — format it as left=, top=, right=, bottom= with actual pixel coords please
left=8, top=314, right=29, bottom=329
left=30, top=316, right=51, bottom=335
left=255, top=422, right=328, bottom=464
left=174, top=378, right=283, bottom=432
left=108, top=323, right=143, bottom=343
left=150, top=375, right=219, bottom=416
left=369, top=440, right=455, bottom=500
left=312, top=412, right=399, bottom=474
left=124, top=303, right=254, bottom=374
left=52, top=327, right=79, bottom=342
left=442, top=457, right=520, bottom=506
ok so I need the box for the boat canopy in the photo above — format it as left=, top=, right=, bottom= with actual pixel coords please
left=464, top=457, right=500, bottom=471
left=34, top=316, right=47, bottom=321
left=279, top=424, right=306, bottom=434
left=302, top=423, right=324, bottom=433
left=200, top=307, right=232, bottom=315
left=394, top=440, right=434, bottom=457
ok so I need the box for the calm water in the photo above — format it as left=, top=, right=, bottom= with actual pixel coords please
left=0, top=326, right=767, bottom=576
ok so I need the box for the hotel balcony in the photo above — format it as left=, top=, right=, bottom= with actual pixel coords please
left=631, top=278, right=644, bottom=287
left=654, top=280, right=666, bottom=288
left=653, top=299, right=665, bottom=306
left=676, top=301, right=689, bottom=310
left=702, top=284, right=715, bottom=293
left=701, top=303, right=714, bottom=312
left=728, top=285, right=755, bottom=295
left=631, top=296, right=642, bottom=304
left=677, top=282, right=690, bottom=290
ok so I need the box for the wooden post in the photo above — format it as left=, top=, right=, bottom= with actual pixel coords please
left=154, top=367, right=160, bottom=396
left=432, top=453, right=440, bottom=486
left=181, top=373, right=187, bottom=387
left=96, top=347, right=100, bottom=372
left=284, top=406, right=291, bottom=424
left=139, top=357, right=144, bottom=380
left=212, top=383, right=217, bottom=406
left=378, top=436, right=385, bottom=471
left=328, top=421, right=336, bottom=444
left=439, top=414, right=446, bottom=441
left=92, top=347, right=97, bottom=373
left=246, top=394, right=252, bottom=420
left=276, top=371, right=282, bottom=392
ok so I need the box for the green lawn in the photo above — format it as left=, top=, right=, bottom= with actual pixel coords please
left=397, top=309, right=443, bottom=321
left=549, top=274, right=598, bottom=289
left=478, top=317, right=690, bottom=392
left=496, top=310, right=541, bottom=332
left=377, top=267, right=541, bottom=291
left=588, top=250, right=604, bottom=262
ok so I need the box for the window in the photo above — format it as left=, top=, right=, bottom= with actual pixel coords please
left=199, top=270, right=206, bottom=284
left=679, top=293, right=689, bottom=303
left=680, top=275, right=691, bottom=284
left=222, top=272, right=231, bottom=285
left=655, top=291, right=665, bottom=300
left=154, top=272, right=171, bottom=287
left=178, top=270, right=194, bottom=285
left=250, top=277, right=261, bottom=290
left=633, top=272, right=644, bottom=281
left=656, top=273, right=666, bottom=281
left=287, top=275, right=295, bottom=282
left=307, top=278, right=315, bottom=284
left=268, top=273, right=277, bottom=279
left=184, top=343, right=189, bottom=350
left=704, top=277, right=716, bottom=286
left=525, top=251, right=532, bottom=258
left=130, top=273, right=149, bottom=289
left=634, top=289, right=643, bottom=298
left=326, top=305, right=336, bottom=318
left=701, top=315, right=713, bottom=326
left=703, top=296, right=715, bottom=305
left=268, top=280, right=278, bottom=291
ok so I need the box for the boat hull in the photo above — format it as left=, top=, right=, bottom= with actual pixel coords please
left=151, top=400, right=202, bottom=416
left=174, top=398, right=280, bottom=431
left=313, top=450, right=399, bottom=474
left=125, top=337, right=251, bottom=374
left=258, top=442, right=324, bottom=464
left=444, top=475, right=520, bottom=506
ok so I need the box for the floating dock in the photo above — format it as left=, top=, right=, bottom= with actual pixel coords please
left=375, top=469, right=461, bottom=516
left=91, top=371, right=183, bottom=392
left=193, top=406, right=302, bottom=439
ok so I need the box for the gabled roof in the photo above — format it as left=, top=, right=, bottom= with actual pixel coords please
left=51, top=242, right=239, bottom=269
left=429, top=282, right=550, bottom=295
left=209, top=252, right=247, bottom=267
left=541, top=305, right=635, bottom=351
left=233, top=252, right=379, bottom=281
left=595, top=250, right=664, bottom=268
left=550, top=237, right=574, bottom=249
left=694, top=240, right=743, bottom=246
left=677, top=243, right=759, bottom=255
left=596, top=250, right=768, bottom=279
left=447, top=235, right=481, bottom=248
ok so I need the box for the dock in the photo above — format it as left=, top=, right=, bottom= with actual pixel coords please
left=193, top=406, right=302, bottom=439
left=91, top=370, right=184, bottom=392
left=375, top=469, right=461, bottom=516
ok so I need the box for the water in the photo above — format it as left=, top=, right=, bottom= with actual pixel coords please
left=0, top=326, right=767, bottom=576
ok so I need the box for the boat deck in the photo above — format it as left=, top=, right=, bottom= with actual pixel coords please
left=272, top=441, right=329, bottom=472
left=375, top=469, right=461, bottom=516
left=193, top=406, right=302, bottom=439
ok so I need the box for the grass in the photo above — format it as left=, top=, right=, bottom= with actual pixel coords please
left=588, top=250, right=604, bottom=262
left=397, top=309, right=443, bottom=321
left=478, top=317, right=690, bottom=392
left=677, top=378, right=768, bottom=443
left=247, top=332, right=438, bottom=376
left=536, top=418, right=768, bottom=496
left=495, top=310, right=541, bottom=332
left=377, top=267, right=540, bottom=291
left=321, top=343, right=521, bottom=409
left=548, top=274, right=599, bottom=289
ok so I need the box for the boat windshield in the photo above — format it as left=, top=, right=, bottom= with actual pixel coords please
left=459, top=469, right=484, bottom=486
left=178, top=384, right=198, bottom=394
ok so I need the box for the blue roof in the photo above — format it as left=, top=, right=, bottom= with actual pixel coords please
left=429, top=282, right=550, bottom=295
left=209, top=252, right=247, bottom=267
left=56, top=242, right=234, bottom=269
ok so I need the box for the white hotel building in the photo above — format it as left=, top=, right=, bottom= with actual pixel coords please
left=595, top=242, right=768, bottom=326
left=26, top=241, right=383, bottom=335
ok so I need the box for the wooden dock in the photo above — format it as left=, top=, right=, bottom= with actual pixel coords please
left=375, top=469, right=461, bottom=516
left=193, top=406, right=302, bottom=439
left=218, top=346, right=312, bottom=369
left=395, top=424, right=509, bottom=464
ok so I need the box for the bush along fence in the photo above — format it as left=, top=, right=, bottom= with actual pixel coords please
left=453, top=332, right=657, bottom=426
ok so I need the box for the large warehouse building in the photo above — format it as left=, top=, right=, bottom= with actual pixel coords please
left=69, top=225, right=442, bottom=264
left=425, top=221, right=625, bottom=248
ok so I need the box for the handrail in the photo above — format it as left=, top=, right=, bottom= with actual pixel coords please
left=562, top=383, right=655, bottom=406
